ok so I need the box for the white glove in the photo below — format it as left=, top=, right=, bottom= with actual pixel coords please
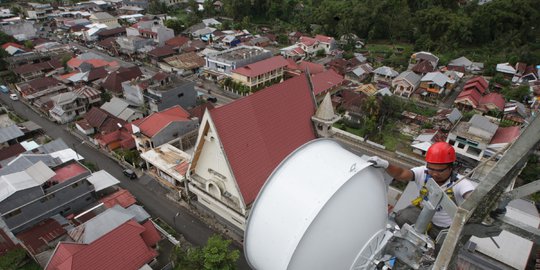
left=367, top=156, right=389, bottom=169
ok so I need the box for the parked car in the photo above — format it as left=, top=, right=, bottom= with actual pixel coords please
left=0, top=85, right=8, bottom=93
left=122, top=169, right=137, bottom=179
left=207, top=96, right=218, bottom=103
left=9, top=93, right=18, bottom=100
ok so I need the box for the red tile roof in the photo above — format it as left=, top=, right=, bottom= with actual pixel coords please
left=232, top=56, right=288, bottom=77
left=490, top=126, right=521, bottom=144
left=209, top=75, right=316, bottom=205
left=102, top=66, right=142, bottom=93
left=84, top=107, right=109, bottom=128
left=0, top=143, right=26, bottom=162
left=95, top=128, right=135, bottom=150
left=50, top=162, right=89, bottom=184
left=165, top=36, right=190, bottom=48
left=45, top=220, right=158, bottom=270
left=314, top=34, right=333, bottom=43
left=287, top=59, right=325, bottom=75
left=99, top=188, right=137, bottom=209
left=465, top=76, right=488, bottom=93
left=1, top=42, right=25, bottom=50
left=311, top=69, right=344, bottom=96
left=134, top=105, right=190, bottom=137
left=188, top=103, right=214, bottom=123
left=480, top=93, right=505, bottom=111
left=299, top=36, right=317, bottom=46
left=16, top=219, right=66, bottom=255
left=140, top=220, right=161, bottom=247
left=27, top=77, right=62, bottom=92
left=148, top=46, right=176, bottom=58
left=456, top=89, right=481, bottom=107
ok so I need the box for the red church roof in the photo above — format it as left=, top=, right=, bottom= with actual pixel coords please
left=45, top=220, right=158, bottom=270
left=209, top=75, right=316, bottom=205
left=133, top=105, right=191, bottom=137
left=232, top=56, right=289, bottom=78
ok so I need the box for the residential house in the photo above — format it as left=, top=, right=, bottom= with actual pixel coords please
left=0, top=21, right=37, bottom=41
left=115, top=35, right=153, bottom=55
left=447, top=56, right=484, bottom=74
left=13, top=60, right=63, bottom=82
left=231, top=56, right=288, bottom=91
left=140, top=143, right=191, bottom=188
left=127, top=20, right=174, bottom=46
left=454, top=76, right=490, bottom=111
left=0, top=161, right=116, bottom=233
left=372, top=66, right=399, bottom=87
left=478, top=93, right=505, bottom=113
left=45, top=213, right=160, bottom=270
left=89, top=12, right=120, bottom=28
left=221, top=35, right=241, bottom=48
left=0, top=125, right=24, bottom=149
left=165, top=35, right=190, bottom=52
left=101, top=66, right=143, bottom=95
left=145, top=73, right=197, bottom=113
left=280, top=44, right=306, bottom=61
left=100, top=97, right=144, bottom=122
left=432, top=108, right=462, bottom=132
left=496, top=63, right=516, bottom=79
left=285, top=59, right=325, bottom=77
left=15, top=77, right=67, bottom=104
left=49, top=92, right=88, bottom=124
left=417, top=71, right=453, bottom=102
left=75, top=107, right=126, bottom=136
left=463, top=76, right=489, bottom=94
left=338, top=89, right=368, bottom=124
left=345, top=63, right=373, bottom=83
left=411, top=59, right=436, bottom=76
left=447, top=114, right=498, bottom=164
left=411, top=129, right=444, bottom=156
left=131, top=105, right=197, bottom=153
left=311, top=69, right=345, bottom=102
left=187, top=75, right=316, bottom=231
left=503, top=101, right=528, bottom=125
left=25, top=3, right=53, bottom=20
left=161, top=52, right=205, bottom=75
left=408, top=51, right=439, bottom=70
left=356, top=84, right=378, bottom=96
left=204, top=46, right=273, bottom=79
left=1, top=42, right=27, bottom=56
left=121, top=77, right=147, bottom=106
left=96, top=27, right=126, bottom=41
left=95, top=123, right=135, bottom=151
left=392, top=71, right=421, bottom=98
left=296, top=35, right=336, bottom=58
left=147, top=45, right=176, bottom=64
left=401, top=111, right=429, bottom=126
left=485, top=126, right=521, bottom=158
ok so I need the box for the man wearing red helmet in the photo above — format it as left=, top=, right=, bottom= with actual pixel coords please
left=368, top=142, right=475, bottom=239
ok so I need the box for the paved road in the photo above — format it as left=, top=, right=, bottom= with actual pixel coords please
left=0, top=94, right=250, bottom=269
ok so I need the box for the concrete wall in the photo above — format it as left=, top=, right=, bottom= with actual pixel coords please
left=151, top=119, right=198, bottom=148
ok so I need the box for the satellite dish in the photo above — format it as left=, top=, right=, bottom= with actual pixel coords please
left=245, top=139, right=389, bottom=270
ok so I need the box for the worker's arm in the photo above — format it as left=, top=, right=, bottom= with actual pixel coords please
left=367, top=156, right=414, bottom=182
left=386, top=163, right=414, bottom=182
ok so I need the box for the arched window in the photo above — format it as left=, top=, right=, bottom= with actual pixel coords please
left=207, top=182, right=221, bottom=199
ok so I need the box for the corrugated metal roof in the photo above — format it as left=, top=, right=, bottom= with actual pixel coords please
left=0, top=161, right=55, bottom=202
left=76, top=206, right=134, bottom=244
left=100, top=97, right=129, bottom=117
left=469, top=114, right=498, bottom=134
left=86, top=170, right=119, bottom=192
left=0, top=125, right=24, bottom=144
left=0, top=154, right=61, bottom=175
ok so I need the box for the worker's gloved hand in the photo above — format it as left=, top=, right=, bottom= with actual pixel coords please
left=367, top=156, right=389, bottom=169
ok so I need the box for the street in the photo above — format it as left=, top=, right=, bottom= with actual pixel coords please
left=0, top=94, right=250, bottom=269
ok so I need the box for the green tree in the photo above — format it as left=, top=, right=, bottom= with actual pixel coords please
left=165, top=19, right=185, bottom=35
left=148, top=1, right=168, bottom=14
left=501, top=85, right=530, bottom=102
left=0, top=32, right=15, bottom=45
left=0, top=248, right=39, bottom=270
left=100, top=91, right=112, bottom=103
left=172, top=234, right=240, bottom=270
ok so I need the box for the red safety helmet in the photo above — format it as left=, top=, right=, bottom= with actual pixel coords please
left=425, top=142, right=456, bottom=164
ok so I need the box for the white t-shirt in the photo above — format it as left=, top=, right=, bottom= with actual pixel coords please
left=411, top=166, right=475, bottom=228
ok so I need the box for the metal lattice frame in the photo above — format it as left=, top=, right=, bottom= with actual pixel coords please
left=433, top=115, right=540, bottom=269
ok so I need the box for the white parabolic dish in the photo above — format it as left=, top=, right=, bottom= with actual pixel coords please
left=245, top=139, right=388, bottom=270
